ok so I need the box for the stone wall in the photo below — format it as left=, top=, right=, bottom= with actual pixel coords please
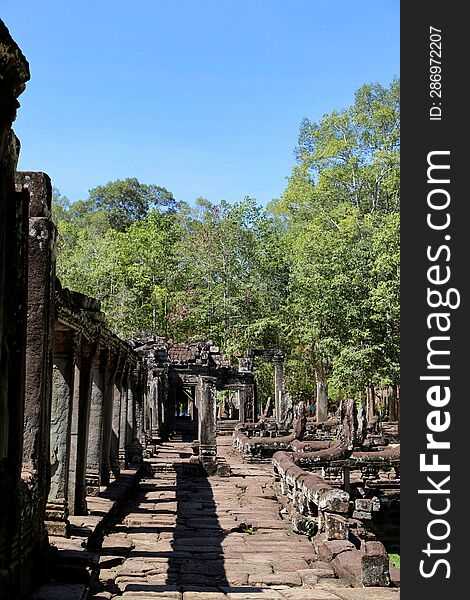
left=0, top=20, right=31, bottom=600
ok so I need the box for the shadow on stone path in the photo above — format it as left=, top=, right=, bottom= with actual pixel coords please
left=95, top=440, right=400, bottom=600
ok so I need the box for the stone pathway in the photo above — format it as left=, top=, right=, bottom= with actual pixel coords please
left=95, top=439, right=399, bottom=600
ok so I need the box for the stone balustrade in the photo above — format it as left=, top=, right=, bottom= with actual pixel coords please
left=272, top=449, right=393, bottom=587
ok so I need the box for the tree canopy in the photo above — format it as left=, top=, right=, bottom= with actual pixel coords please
left=54, top=79, right=399, bottom=406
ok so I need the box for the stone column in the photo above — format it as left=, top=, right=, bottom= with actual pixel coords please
left=238, top=388, right=246, bottom=423
left=86, top=348, right=109, bottom=495
left=133, top=365, right=146, bottom=450
left=46, top=329, right=77, bottom=536
left=17, top=172, right=56, bottom=573
left=198, top=376, right=217, bottom=475
left=238, top=385, right=255, bottom=423
left=110, top=356, right=124, bottom=479
left=151, top=377, right=159, bottom=438
left=127, top=366, right=141, bottom=464
left=118, top=363, right=129, bottom=469
left=273, top=355, right=284, bottom=422
left=100, top=351, right=118, bottom=486
left=68, top=340, right=97, bottom=515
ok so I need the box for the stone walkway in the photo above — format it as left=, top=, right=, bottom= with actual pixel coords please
left=95, top=439, right=400, bottom=600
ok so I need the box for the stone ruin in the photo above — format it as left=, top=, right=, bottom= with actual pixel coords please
left=271, top=399, right=400, bottom=587
left=1, top=20, right=398, bottom=596
left=231, top=364, right=400, bottom=588
left=132, top=335, right=256, bottom=476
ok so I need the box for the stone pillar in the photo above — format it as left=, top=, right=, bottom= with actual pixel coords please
left=16, top=172, right=56, bottom=579
left=110, top=356, right=124, bottom=479
left=151, top=377, right=159, bottom=438
left=86, top=348, right=109, bottom=495
left=134, top=365, right=146, bottom=450
left=129, top=366, right=142, bottom=463
left=238, top=384, right=255, bottom=423
left=198, top=376, right=217, bottom=475
left=273, top=355, right=284, bottom=422
left=238, top=388, right=246, bottom=423
left=68, top=340, right=97, bottom=515
left=100, top=350, right=118, bottom=486
left=157, top=378, right=163, bottom=436
left=46, top=329, right=77, bottom=536
left=118, top=363, right=129, bottom=469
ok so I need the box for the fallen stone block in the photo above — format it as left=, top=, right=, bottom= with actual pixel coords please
left=318, top=489, right=349, bottom=514
left=361, top=541, right=390, bottom=587
left=331, top=549, right=362, bottom=587
left=316, top=537, right=356, bottom=563
left=389, top=564, right=400, bottom=587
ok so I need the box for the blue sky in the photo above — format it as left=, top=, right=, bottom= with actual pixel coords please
left=2, top=1, right=399, bottom=206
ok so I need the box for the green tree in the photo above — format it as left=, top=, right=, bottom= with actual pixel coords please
left=275, top=79, right=400, bottom=410
left=74, top=177, right=177, bottom=231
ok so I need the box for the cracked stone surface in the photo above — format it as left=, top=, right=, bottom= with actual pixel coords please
left=93, top=438, right=399, bottom=600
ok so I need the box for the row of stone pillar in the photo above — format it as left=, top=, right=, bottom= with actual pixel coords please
left=16, top=170, right=148, bottom=540
left=45, top=330, right=145, bottom=534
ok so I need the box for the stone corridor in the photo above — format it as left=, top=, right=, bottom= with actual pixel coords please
left=91, top=439, right=399, bottom=600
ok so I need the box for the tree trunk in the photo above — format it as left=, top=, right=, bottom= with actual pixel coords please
left=315, top=373, right=328, bottom=423
left=389, top=384, right=398, bottom=421
left=366, top=384, right=376, bottom=421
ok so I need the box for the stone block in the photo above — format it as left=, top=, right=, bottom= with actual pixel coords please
left=278, top=590, right=340, bottom=600
left=352, top=510, right=372, bottom=520
left=328, top=590, right=399, bottom=600
left=354, top=498, right=373, bottom=512
left=305, top=562, right=336, bottom=579
left=316, top=537, right=355, bottom=563
left=331, top=549, right=362, bottom=587
left=318, top=490, right=349, bottom=514
left=361, top=541, right=390, bottom=587
left=324, top=513, right=349, bottom=540
left=389, top=564, right=400, bottom=587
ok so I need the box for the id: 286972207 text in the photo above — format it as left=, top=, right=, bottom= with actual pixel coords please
left=429, top=26, right=443, bottom=121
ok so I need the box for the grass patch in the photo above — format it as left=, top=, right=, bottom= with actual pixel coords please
left=389, top=553, right=400, bottom=568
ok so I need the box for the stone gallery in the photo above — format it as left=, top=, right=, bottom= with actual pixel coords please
left=1, top=21, right=400, bottom=600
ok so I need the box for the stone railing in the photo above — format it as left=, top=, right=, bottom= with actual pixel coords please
left=272, top=449, right=393, bottom=588
left=232, top=402, right=307, bottom=462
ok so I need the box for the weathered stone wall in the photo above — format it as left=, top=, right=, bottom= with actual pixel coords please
left=0, top=20, right=31, bottom=600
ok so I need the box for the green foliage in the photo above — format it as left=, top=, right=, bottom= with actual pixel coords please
left=278, top=79, right=400, bottom=398
left=53, top=79, right=399, bottom=401
left=389, top=553, right=400, bottom=568
left=70, top=177, right=177, bottom=232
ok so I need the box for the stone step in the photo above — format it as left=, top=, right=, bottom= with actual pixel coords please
left=151, top=463, right=178, bottom=473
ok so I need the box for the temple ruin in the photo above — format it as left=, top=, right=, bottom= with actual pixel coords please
left=1, top=20, right=400, bottom=600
